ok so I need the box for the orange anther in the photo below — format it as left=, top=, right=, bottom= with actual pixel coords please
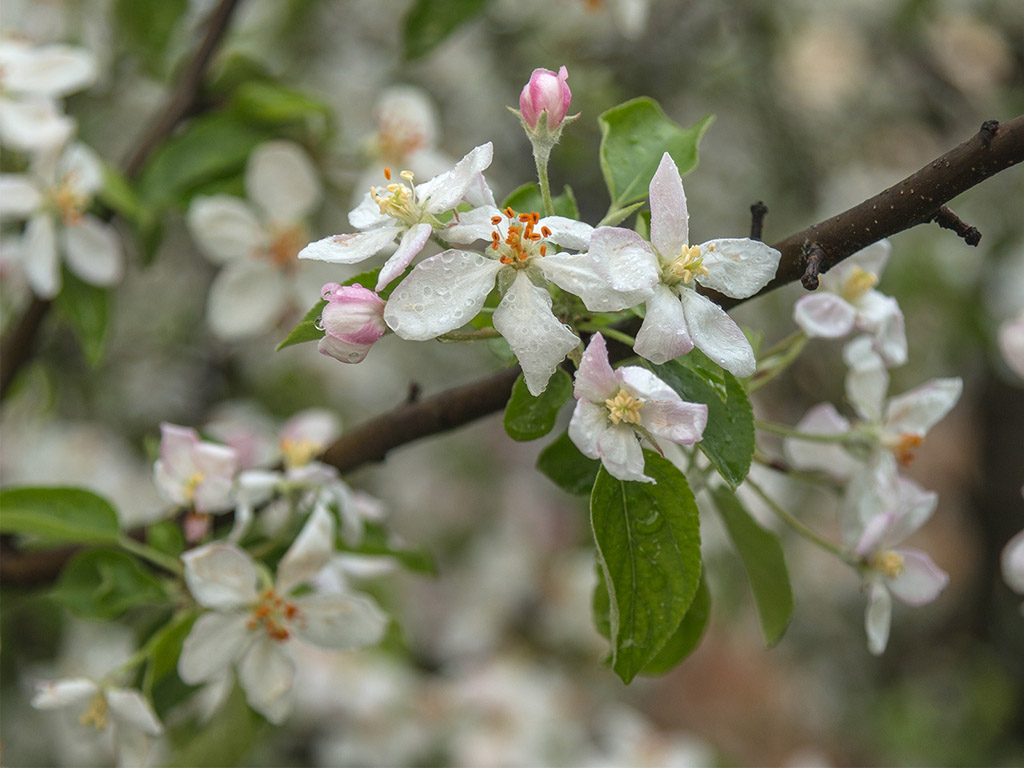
left=491, top=216, right=503, bottom=225
left=530, top=212, right=540, bottom=224
left=504, top=206, right=515, bottom=218
left=540, top=245, right=547, bottom=256
left=384, top=168, right=391, bottom=180
left=541, top=226, right=551, bottom=237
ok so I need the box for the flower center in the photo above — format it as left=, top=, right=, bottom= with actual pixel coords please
left=371, top=168, right=419, bottom=223
left=376, top=116, right=427, bottom=161
left=605, top=388, right=644, bottom=425
left=841, top=267, right=878, bottom=302
left=268, top=223, right=306, bottom=270
left=184, top=471, right=204, bottom=502
left=664, top=244, right=709, bottom=286
left=882, top=432, right=924, bottom=465
left=280, top=437, right=319, bottom=469
left=870, top=549, right=905, bottom=579
left=78, top=692, right=109, bottom=732
left=490, top=207, right=550, bottom=266
left=247, top=589, right=303, bottom=642
left=51, top=174, right=88, bottom=225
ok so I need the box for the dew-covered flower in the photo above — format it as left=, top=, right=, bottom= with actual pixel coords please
left=153, top=423, right=238, bottom=514
left=385, top=205, right=642, bottom=395
left=0, top=141, right=122, bottom=298
left=317, top=282, right=387, bottom=363
left=793, top=240, right=907, bottom=366
left=588, top=152, right=780, bottom=377
left=568, top=333, right=707, bottom=483
left=187, top=141, right=324, bottom=340
left=177, top=506, right=388, bottom=724
left=519, top=66, right=572, bottom=132
left=299, top=143, right=494, bottom=292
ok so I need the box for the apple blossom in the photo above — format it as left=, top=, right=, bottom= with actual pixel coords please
left=317, top=282, right=387, bottom=364
left=153, top=423, right=238, bottom=514
left=177, top=506, right=389, bottom=724
left=568, top=333, right=707, bottom=483
left=299, top=143, right=494, bottom=291
left=997, top=310, right=1024, bottom=380
left=587, top=152, right=780, bottom=377
left=1002, top=526, right=1024, bottom=598
left=519, top=66, right=572, bottom=132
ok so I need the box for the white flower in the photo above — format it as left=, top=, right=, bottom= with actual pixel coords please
left=177, top=506, right=389, bottom=724
left=588, top=152, right=780, bottom=377
left=1002, top=526, right=1024, bottom=596
left=298, top=142, right=494, bottom=292
left=153, top=423, right=238, bottom=514
left=186, top=141, right=323, bottom=340
left=568, top=333, right=707, bottom=483
left=793, top=240, right=907, bottom=366
left=997, top=310, right=1024, bottom=381
left=0, top=141, right=122, bottom=298
left=385, top=205, right=635, bottom=395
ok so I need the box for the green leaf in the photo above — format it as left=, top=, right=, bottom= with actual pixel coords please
left=168, top=682, right=266, bottom=767
left=114, top=0, right=187, bottom=77
left=52, top=549, right=166, bottom=619
left=98, top=163, right=145, bottom=223
left=641, top=574, right=710, bottom=675
left=144, top=612, right=196, bottom=694
left=147, top=520, right=185, bottom=558
left=710, top=486, right=793, bottom=646
left=276, top=299, right=326, bottom=351
left=402, top=0, right=489, bottom=60
left=0, top=487, right=120, bottom=545
left=590, top=451, right=701, bottom=683
left=503, top=370, right=572, bottom=441
left=648, top=357, right=754, bottom=488
left=230, top=81, right=332, bottom=135
left=56, top=270, right=109, bottom=366
left=599, top=98, right=714, bottom=210
left=502, top=183, right=579, bottom=219
left=592, top=562, right=611, bottom=640
left=536, top=432, right=600, bottom=495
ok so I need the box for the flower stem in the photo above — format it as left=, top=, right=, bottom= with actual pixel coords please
left=117, top=535, right=184, bottom=576
left=437, top=327, right=502, bottom=342
left=533, top=143, right=556, bottom=218
left=755, top=420, right=851, bottom=443
left=745, top=478, right=852, bottom=562
left=577, top=324, right=636, bottom=348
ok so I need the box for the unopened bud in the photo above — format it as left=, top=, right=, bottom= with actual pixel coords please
left=318, top=283, right=387, bottom=364
left=519, top=66, right=572, bottom=132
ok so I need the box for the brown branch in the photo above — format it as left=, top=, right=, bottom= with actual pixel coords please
left=0, top=0, right=244, bottom=402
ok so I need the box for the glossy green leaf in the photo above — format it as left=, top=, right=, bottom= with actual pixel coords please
left=276, top=299, right=326, bottom=351
left=590, top=451, right=701, bottom=683
left=402, top=0, right=489, bottom=60
left=503, top=370, right=573, bottom=441
left=641, top=574, right=710, bottom=675
left=537, top=432, right=600, bottom=495
left=599, top=98, right=713, bottom=210
left=710, top=485, right=793, bottom=646
left=648, top=357, right=754, bottom=488
left=502, top=183, right=579, bottom=219
left=592, top=562, right=611, bottom=641
left=114, top=0, right=187, bottom=77
left=0, top=487, right=120, bottom=545
left=56, top=270, right=109, bottom=366
left=52, top=549, right=166, bottom=620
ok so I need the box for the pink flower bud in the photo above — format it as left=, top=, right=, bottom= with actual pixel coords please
left=318, top=283, right=387, bottom=364
left=519, top=66, right=571, bottom=131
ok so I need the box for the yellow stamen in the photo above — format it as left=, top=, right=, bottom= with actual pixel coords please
left=605, top=389, right=644, bottom=425
left=871, top=549, right=905, bottom=579
left=885, top=433, right=924, bottom=465
left=665, top=244, right=709, bottom=285
left=78, top=693, right=109, bottom=732
left=280, top=437, right=320, bottom=469
left=841, top=267, right=879, bottom=302
left=184, top=471, right=204, bottom=502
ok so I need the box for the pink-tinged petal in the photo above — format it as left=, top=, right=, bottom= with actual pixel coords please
left=493, top=272, right=580, bottom=396
left=295, top=591, right=389, bottom=649
left=105, top=688, right=163, bottom=736
left=0, top=96, right=74, bottom=152
left=634, top=284, right=692, bottom=364
left=281, top=409, right=341, bottom=450
left=574, top=333, right=619, bottom=403
left=182, top=542, right=260, bottom=609
left=276, top=505, right=335, bottom=594
left=619, top=367, right=708, bottom=446
left=680, top=288, right=756, bottom=377
left=539, top=216, right=593, bottom=252
left=187, top=196, right=266, bottom=264
left=31, top=677, right=98, bottom=709
left=697, top=238, right=780, bottom=298
left=21, top=211, right=60, bottom=298
left=206, top=260, right=290, bottom=341
left=376, top=221, right=431, bottom=290
left=793, top=292, right=857, bottom=338
left=649, top=153, right=688, bottom=258
left=1001, top=528, right=1024, bottom=594
left=157, top=423, right=200, bottom=477
left=0, top=174, right=42, bottom=217
left=568, top=400, right=609, bottom=460
left=319, top=333, right=373, bottom=364
left=888, top=549, right=948, bottom=606
left=597, top=424, right=652, bottom=483
left=192, top=476, right=235, bottom=514
left=885, top=377, right=962, bottom=437
left=843, top=336, right=889, bottom=423
left=441, top=205, right=502, bottom=244
left=62, top=215, right=123, bottom=287
left=178, top=611, right=251, bottom=683
left=865, top=579, right=892, bottom=655
left=298, top=227, right=402, bottom=264
left=416, top=142, right=494, bottom=213
left=384, top=250, right=502, bottom=340
left=520, top=67, right=572, bottom=130
left=783, top=403, right=856, bottom=477
left=238, top=635, right=295, bottom=724
left=883, top=475, right=937, bottom=544
left=246, top=141, right=321, bottom=224
left=587, top=226, right=660, bottom=293
left=841, top=454, right=900, bottom=538
left=854, top=511, right=896, bottom=558
left=191, top=440, right=238, bottom=483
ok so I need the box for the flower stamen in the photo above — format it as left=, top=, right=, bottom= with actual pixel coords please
left=605, top=388, right=644, bottom=425
left=870, top=549, right=905, bottom=579
left=665, top=244, right=709, bottom=286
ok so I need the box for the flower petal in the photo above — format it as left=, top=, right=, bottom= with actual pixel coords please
left=276, top=504, right=335, bottom=594
left=206, top=260, right=290, bottom=341
left=376, top=221, right=431, bottom=290
left=384, top=249, right=501, bottom=340
left=295, top=591, right=389, bottom=649
left=648, top=153, right=688, bottom=258
left=238, top=635, right=295, bottom=724
left=634, top=284, right=693, bottom=364
left=1001, top=528, right=1024, bottom=594
left=246, top=141, right=321, bottom=224
left=493, top=271, right=579, bottom=396
left=885, top=377, right=962, bottom=437
left=182, top=542, right=260, bottom=609
left=783, top=402, right=857, bottom=478
left=63, top=215, right=123, bottom=287
left=793, top=292, right=857, bottom=338
left=697, top=238, right=780, bottom=298
left=60, top=143, right=105, bottom=197
left=106, top=688, right=164, bottom=735
left=539, top=216, right=594, bottom=252
left=618, top=366, right=708, bottom=446
left=568, top=400, right=609, bottom=460
left=6, top=43, right=97, bottom=96
left=865, top=579, right=892, bottom=655
left=299, top=227, right=402, bottom=264
left=854, top=291, right=907, bottom=366
left=0, top=174, right=42, bottom=218
left=597, top=424, right=652, bottom=483
left=0, top=96, right=74, bottom=152
left=178, top=611, right=250, bottom=683
left=574, top=333, right=619, bottom=402
left=843, top=336, right=889, bottom=423
left=31, top=677, right=98, bottom=709
left=888, top=549, right=948, bottom=606
left=442, top=205, right=501, bottom=245
left=680, top=288, right=756, bottom=377
left=21, top=211, right=60, bottom=298
left=187, top=196, right=266, bottom=264
left=587, top=226, right=660, bottom=294
left=416, top=142, right=493, bottom=213
left=540, top=252, right=648, bottom=312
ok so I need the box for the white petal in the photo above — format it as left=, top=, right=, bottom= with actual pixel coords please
left=376, top=221, right=431, bottom=290
left=238, top=636, right=295, bottom=725
left=6, top=43, right=96, bottom=96
left=843, top=337, right=889, bottom=423
left=884, top=474, right=938, bottom=544
left=31, top=677, right=98, bottom=709
left=191, top=443, right=239, bottom=513
left=851, top=239, right=892, bottom=279
left=854, top=291, right=907, bottom=366
left=793, top=292, right=857, bottom=338
left=680, top=288, right=756, bottom=377
left=634, top=284, right=693, bottom=364
left=22, top=211, right=60, bottom=298
left=697, top=238, right=780, bottom=298
left=0, top=174, right=43, bottom=218
left=60, top=143, right=105, bottom=197
left=619, top=366, right=708, bottom=446
left=246, top=141, right=321, bottom=224
left=0, top=96, right=74, bottom=152
left=587, top=226, right=660, bottom=294
left=1001, top=528, right=1024, bottom=594
left=597, top=424, right=652, bottom=483
left=885, top=377, right=962, bottom=437
left=783, top=402, right=857, bottom=477
left=276, top=505, right=335, bottom=594
left=348, top=192, right=391, bottom=230
left=997, top=313, right=1024, bottom=380
left=648, top=153, right=688, bottom=257
left=888, top=549, right=948, bottom=606
left=539, top=252, right=649, bottom=312
left=568, top=400, right=610, bottom=460
left=539, top=216, right=594, bottom=252
left=187, top=196, right=266, bottom=264
left=416, top=142, right=493, bottom=213
left=493, top=272, right=579, bottom=396
left=442, top=205, right=502, bottom=245
left=182, top=542, right=260, bottom=609
left=63, top=215, right=123, bottom=286
left=865, top=579, right=892, bottom=655
left=206, top=261, right=290, bottom=341
left=106, top=688, right=163, bottom=736
left=383, top=249, right=501, bottom=340
left=298, top=227, right=401, bottom=264
left=296, top=591, right=389, bottom=649
left=574, top=333, right=620, bottom=403
left=178, top=611, right=250, bottom=683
